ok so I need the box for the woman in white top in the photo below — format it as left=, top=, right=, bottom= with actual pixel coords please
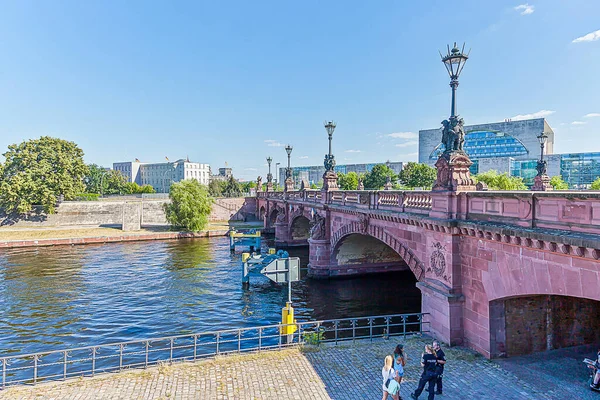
left=382, top=355, right=401, bottom=400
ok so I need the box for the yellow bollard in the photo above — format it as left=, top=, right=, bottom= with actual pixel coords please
left=268, top=248, right=276, bottom=255
left=280, top=302, right=297, bottom=335
left=242, top=252, right=250, bottom=262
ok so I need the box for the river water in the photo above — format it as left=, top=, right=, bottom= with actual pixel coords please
left=0, top=237, right=420, bottom=356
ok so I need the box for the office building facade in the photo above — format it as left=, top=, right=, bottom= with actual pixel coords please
left=113, top=159, right=211, bottom=192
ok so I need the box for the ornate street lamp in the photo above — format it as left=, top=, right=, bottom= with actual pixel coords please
left=266, top=156, right=273, bottom=192
left=440, top=42, right=470, bottom=118
left=324, top=121, right=336, bottom=172
left=532, top=132, right=552, bottom=191
left=275, top=162, right=281, bottom=188
left=284, top=145, right=294, bottom=192
left=322, top=121, right=339, bottom=191
left=432, top=42, right=476, bottom=192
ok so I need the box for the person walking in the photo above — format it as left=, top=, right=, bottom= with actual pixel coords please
left=382, top=355, right=401, bottom=400
left=393, top=344, right=407, bottom=384
left=432, top=341, right=446, bottom=395
left=410, top=345, right=438, bottom=400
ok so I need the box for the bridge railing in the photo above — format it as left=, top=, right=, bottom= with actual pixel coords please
left=464, top=191, right=600, bottom=234
left=0, top=312, right=429, bottom=388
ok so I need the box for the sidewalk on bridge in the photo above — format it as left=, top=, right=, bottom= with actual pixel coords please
left=1, top=336, right=593, bottom=400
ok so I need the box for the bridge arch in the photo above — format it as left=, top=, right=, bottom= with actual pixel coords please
left=331, top=220, right=425, bottom=280
left=289, top=215, right=311, bottom=242
left=259, top=206, right=266, bottom=223
left=268, top=207, right=279, bottom=226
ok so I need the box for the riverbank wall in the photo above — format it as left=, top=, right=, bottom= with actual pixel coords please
left=0, top=229, right=231, bottom=249
left=0, top=197, right=258, bottom=230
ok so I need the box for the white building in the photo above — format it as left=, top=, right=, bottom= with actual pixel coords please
left=113, top=159, right=211, bottom=192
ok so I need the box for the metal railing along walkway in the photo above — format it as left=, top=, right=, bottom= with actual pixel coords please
left=0, top=313, right=429, bottom=388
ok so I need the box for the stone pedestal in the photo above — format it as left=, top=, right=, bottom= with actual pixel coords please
left=307, top=238, right=332, bottom=278
left=417, top=279, right=465, bottom=346
left=321, top=170, right=338, bottom=191
left=532, top=174, right=553, bottom=191
left=122, top=202, right=141, bottom=231
left=432, top=151, right=476, bottom=192
left=266, top=182, right=273, bottom=192
left=284, top=177, right=294, bottom=192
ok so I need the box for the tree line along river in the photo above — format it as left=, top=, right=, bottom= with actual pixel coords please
left=0, top=236, right=421, bottom=356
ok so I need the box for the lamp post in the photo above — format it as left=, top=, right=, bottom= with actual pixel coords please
left=322, top=121, right=339, bottom=191
left=284, top=145, right=294, bottom=192
left=440, top=43, right=469, bottom=119
left=532, top=132, right=552, bottom=191
left=266, top=156, right=273, bottom=192
left=275, top=162, right=281, bottom=189
left=432, top=42, right=476, bottom=192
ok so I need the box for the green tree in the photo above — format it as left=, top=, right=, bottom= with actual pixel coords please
left=0, top=136, right=87, bottom=214
left=164, top=180, right=214, bottom=232
left=474, top=170, right=527, bottom=190
left=223, top=176, right=242, bottom=197
left=591, top=177, right=600, bottom=190
left=363, top=164, right=398, bottom=190
left=84, top=164, right=107, bottom=194
left=549, top=176, right=569, bottom=190
left=102, top=169, right=129, bottom=195
left=398, top=162, right=437, bottom=189
left=337, top=171, right=359, bottom=190
left=208, top=179, right=225, bottom=197
left=310, top=183, right=318, bottom=189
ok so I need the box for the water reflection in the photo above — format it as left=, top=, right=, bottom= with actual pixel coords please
left=0, top=237, right=421, bottom=355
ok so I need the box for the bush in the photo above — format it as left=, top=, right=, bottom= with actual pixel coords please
left=474, top=170, right=527, bottom=190
left=74, top=193, right=100, bottom=201
left=164, top=180, right=214, bottom=232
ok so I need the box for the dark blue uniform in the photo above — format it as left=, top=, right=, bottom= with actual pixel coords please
left=411, top=353, right=438, bottom=400
left=434, top=348, right=446, bottom=394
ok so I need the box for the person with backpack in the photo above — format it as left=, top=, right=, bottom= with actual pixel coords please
left=382, top=355, right=401, bottom=400
left=432, top=340, right=446, bottom=395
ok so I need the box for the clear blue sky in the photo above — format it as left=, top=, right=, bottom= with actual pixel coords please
left=0, top=0, right=599, bottom=180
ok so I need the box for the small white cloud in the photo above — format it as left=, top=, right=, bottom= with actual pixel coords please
left=345, top=149, right=362, bottom=153
left=571, top=121, right=587, bottom=125
left=299, top=155, right=309, bottom=159
left=264, top=139, right=283, bottom=147
left=511, top=110, right=555, bottom=121
left=514, top=4, right=534, bottom=15
left=387, top=132, right=417, bottom=139
left=395, top=140, right=418, bottom=148
left=244, top=167, right=258, bottom=171
left=573, top=29, right=600, bottom=43
left=584, top=113, right=600, bottom=118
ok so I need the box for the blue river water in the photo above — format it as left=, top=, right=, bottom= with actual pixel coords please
left=0, top=237, right=420, bottom=356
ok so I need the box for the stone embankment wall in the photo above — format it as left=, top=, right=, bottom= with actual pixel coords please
left=1, top=197, right=257, bottom=230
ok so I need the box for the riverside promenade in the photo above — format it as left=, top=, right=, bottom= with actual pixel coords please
left=1, top=337, right=594, bottom=400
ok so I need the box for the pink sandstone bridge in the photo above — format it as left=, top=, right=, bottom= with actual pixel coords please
left=256, top=189, right=600, bottom=359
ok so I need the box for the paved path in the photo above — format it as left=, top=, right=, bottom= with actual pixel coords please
left=1, top=336, right=596, bottom=399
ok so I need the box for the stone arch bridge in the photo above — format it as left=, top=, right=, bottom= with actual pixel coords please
left=257, top=189, right=600, bottom=359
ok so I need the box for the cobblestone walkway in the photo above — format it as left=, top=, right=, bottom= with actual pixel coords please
left=0, top=336, right=596, bottom=399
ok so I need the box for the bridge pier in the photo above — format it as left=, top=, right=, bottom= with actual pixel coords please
left=418, top=279, right=465, bottom=346
left=307, top=238, right=331, bottom=278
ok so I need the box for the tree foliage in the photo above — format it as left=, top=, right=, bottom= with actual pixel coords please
left=126, top=182, right=156, bottom=194
left=398, top=162, right=437, bottom=189
left=591, top=177, right=600, bottom=190
left=164, top=180, right=214, bottom=232
left=208, top=180, right=225, bottom=197
left=223, top=176, right=242, bottom=197
left=474, top=170, right=527, bottom=190
left=102, top=169, right=129, bottom=195
left=337, top=171, right=359, bottom=190
left=363, top=164, right=398, bottom=190
left=0, top=136, right=87, bottom=214
left=549, top=176, right=569, bottom=190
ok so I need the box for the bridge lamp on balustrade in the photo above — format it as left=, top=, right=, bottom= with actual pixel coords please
left=323, top=121, right=337, bottom=172
left=285, top=145, right=293, bottom=178
left=440, top=43, right=470, bottom=118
